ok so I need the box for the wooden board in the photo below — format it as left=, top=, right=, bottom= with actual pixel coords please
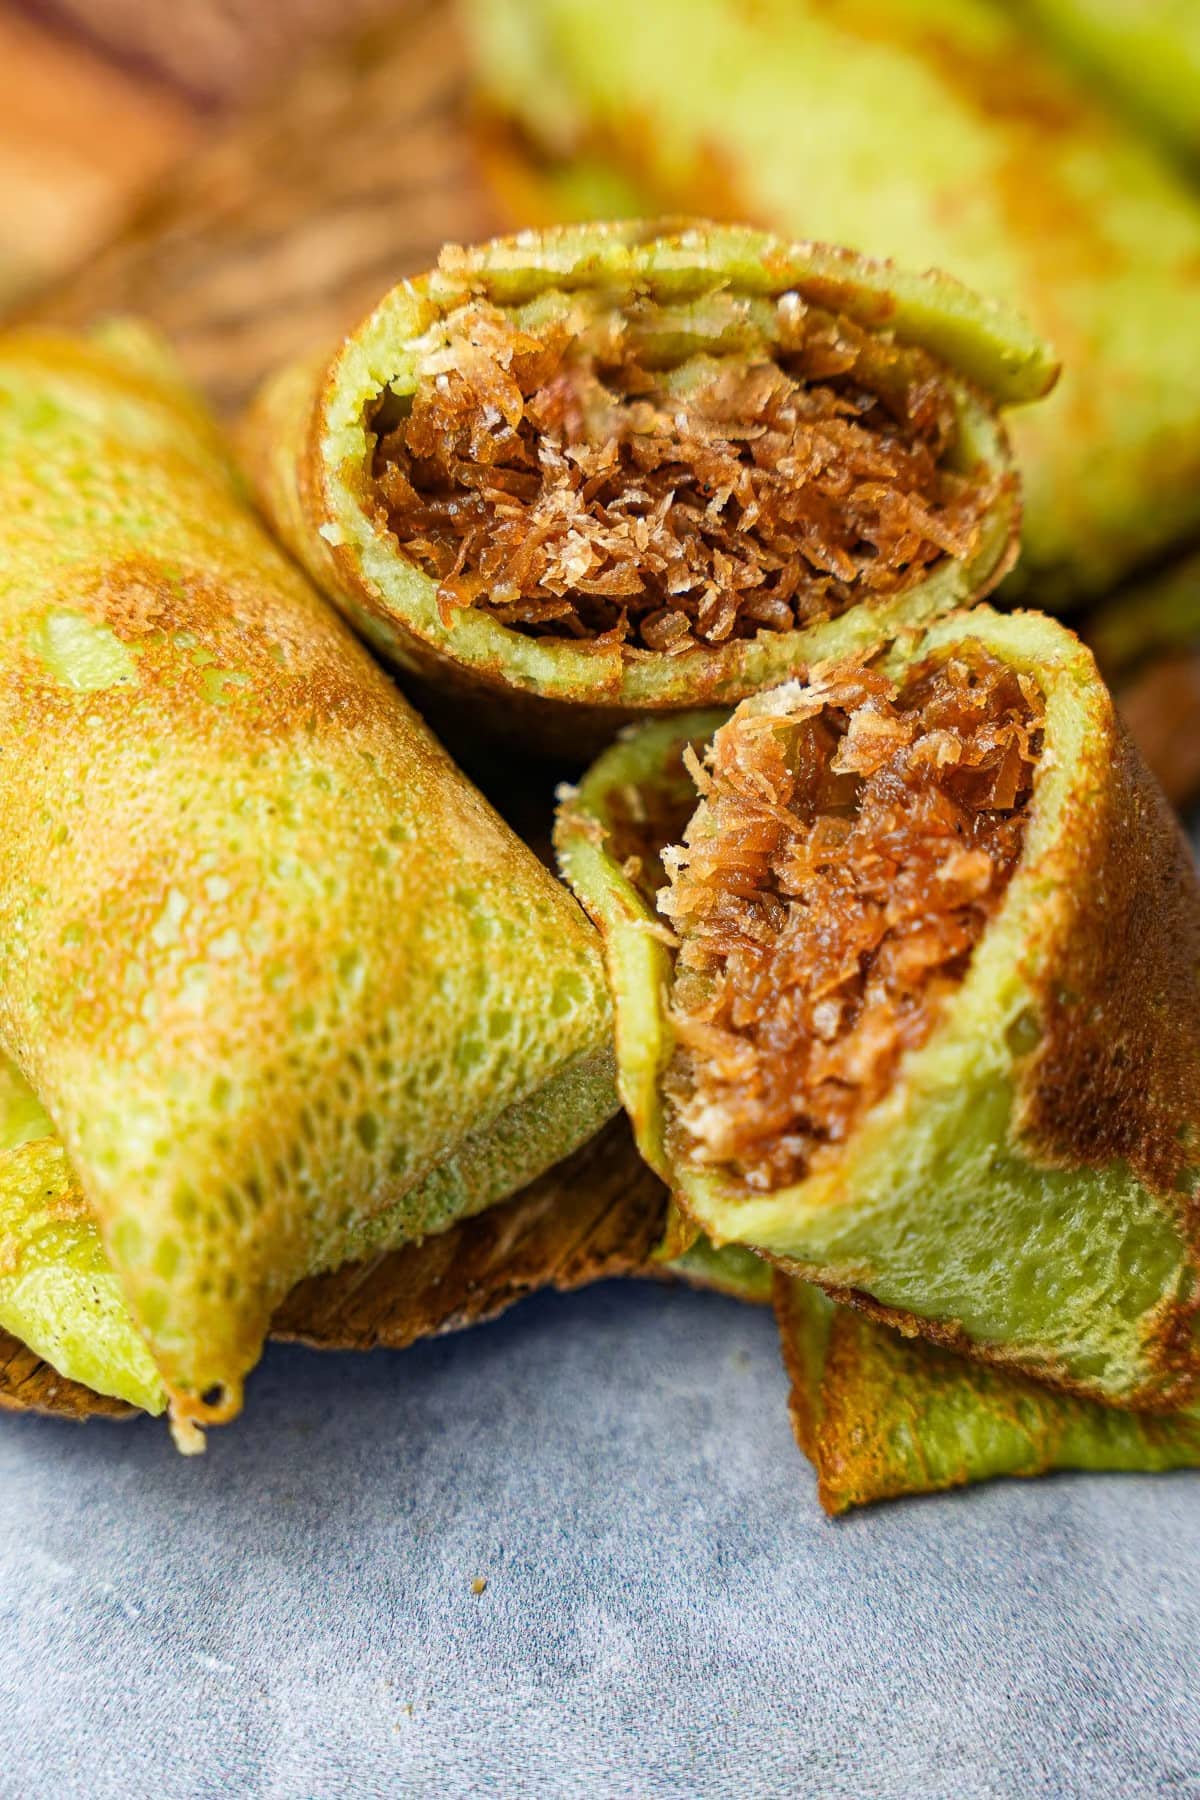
left=32, top=0, right=404, bottom=106
left=27, top=0, right=503, bottom=416
left=0, top=7, right=195, bottom=309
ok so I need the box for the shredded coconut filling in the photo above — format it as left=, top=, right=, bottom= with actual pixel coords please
left=368, top=290, right=994, bottom=653
left=657, top=647, right=1043, bottom=1191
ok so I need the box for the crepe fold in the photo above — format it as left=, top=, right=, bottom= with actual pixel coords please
left=556, top=607, right=1200, bottom=1411
left=464, top=0, right=1200, bottom=604
left=0, top=326, right=616, bottom=1442
left=0, top=1112, right=664, bottom=1427
left=776, top=1279, right=1200, bottom=1514
left=242, top=220, right=1052, bottom=751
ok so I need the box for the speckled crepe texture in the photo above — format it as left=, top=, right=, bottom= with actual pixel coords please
left=0, top=1281, right=1197, bottom=1799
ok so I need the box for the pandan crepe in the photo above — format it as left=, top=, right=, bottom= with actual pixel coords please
left=556, top=607, right=1200, bottom=1411
left=776, top=1279, right=1200, bottom=1514
left=465, top=0, right=1200, bottom=603
left=1015, top=0, right=1200, bottom=162
left=0, top=325, right=616, bottom=1443
left=0, top=1105, right=662, bottom=1428
left=1089, top=550, right=1200, bottom=680
left=242, top=220, right=1053, bottom=748
left=656, top=1239, right=1200, bottom=1508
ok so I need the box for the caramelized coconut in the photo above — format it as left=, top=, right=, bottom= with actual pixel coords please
left=369, top=293, right=995, bottom=652
left=605, top=756, right=697, bottom=906
left=659, top=648, right=1043, bottom=1190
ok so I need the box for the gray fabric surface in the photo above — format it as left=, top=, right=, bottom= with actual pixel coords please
left=0, top=1279, right=1196, bottom=1799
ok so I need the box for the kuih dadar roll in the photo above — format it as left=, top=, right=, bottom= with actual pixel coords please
left=556, top=609, right=1200, bottom=1411
left=244, top=221, right=1054, bottom=749
left=0, top=325, right=615, bottom=1444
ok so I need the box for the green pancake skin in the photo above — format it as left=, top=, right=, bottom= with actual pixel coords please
left=1087, top=549, right=1200, bottom=681
left=465, top=0, right=1200, bottom=603
left=777, top=1278, right=1200, bottom=1515
left=242, top=220, right=1052, bottom=751
left=0, top=1061, right=164, bottom=1417
left=1014, top=0, right=1200, bottom=163
left=556, top=607, right=1200, bottom=1411
left=0, top=324, right=616, bottom=1443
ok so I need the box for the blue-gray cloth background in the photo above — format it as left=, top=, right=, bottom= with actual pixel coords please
left=2, top=1275, right=1198, bottom=1798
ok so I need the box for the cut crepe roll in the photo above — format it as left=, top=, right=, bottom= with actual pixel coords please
left=242, top=220, right=1054, bottom=751
left=556, top=607, right=1200, bottom=1410
left=465, top=0, right=1200, bottom=604
left=0, top=325, right=616, bottom=1445
left=777, top=1279, right=1200, bottom=1515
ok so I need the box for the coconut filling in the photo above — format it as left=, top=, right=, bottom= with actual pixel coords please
left=367, top=288, right=996, bottom=652
left=657, top=647, right=1044, bottom=1192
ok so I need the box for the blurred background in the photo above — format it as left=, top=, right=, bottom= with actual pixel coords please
left=2, top=0, right=1197, bottom=814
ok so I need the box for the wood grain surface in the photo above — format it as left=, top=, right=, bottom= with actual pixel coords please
left=28, top=0, right=503, bottom=416
left=0, top=1328, right=135, bottom=1422
left=0, top=7, right=195, bottom=309
left=27, top=0, right=402, bottom=105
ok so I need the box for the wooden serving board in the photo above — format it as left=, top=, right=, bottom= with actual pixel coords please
left=27, top=0, right=503, bottom=415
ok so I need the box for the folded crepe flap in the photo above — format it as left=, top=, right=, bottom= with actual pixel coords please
left=557, top=607, right=1200, bottom=1408
left=775, top=1277, right=1200, bottom=1516
left=242, top=219, right=1050, bottom=749
left=0, top=326, right=615, bottom=1433
left=0, top=1119, right=666, bottom=1421
left=0, top=1329, right=134, bottom=1423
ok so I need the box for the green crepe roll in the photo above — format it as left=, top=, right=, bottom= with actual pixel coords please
left=1088, top=549, right=1200, bottom=679
left=776, top=1278, right=1200, bottom=1514
left=556, top=606, right=1200, bottom=1411
left=0, top=324, right=616, bottom=1445
left=465, top=0, right=1200, bottom=604
left=242, top=220, right=1054, bottom=751
left=1014, top=0, right=1200, bottom=162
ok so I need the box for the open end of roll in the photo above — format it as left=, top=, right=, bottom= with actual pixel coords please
left=367, top=289, right=996, bottom=652
left=657, top=647, right=1043, bottom=1191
